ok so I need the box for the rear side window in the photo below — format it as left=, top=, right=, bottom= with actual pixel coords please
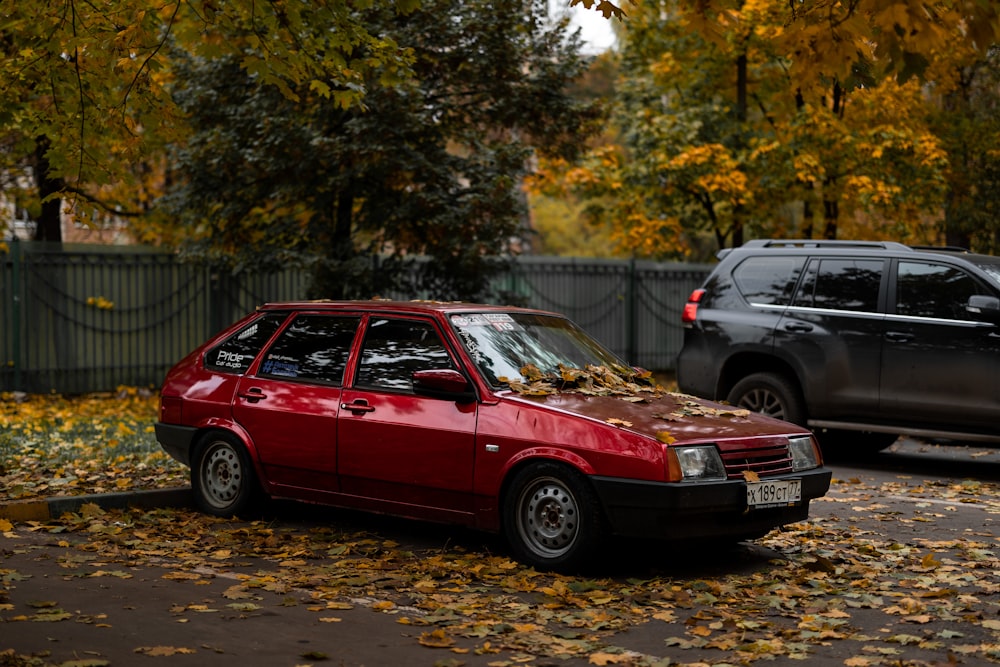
left=793, top=259, right=883, bottom=312
left=205, top=312, right=289, bottom=374
left=258, top=314, right=361, bottom=385
left=355, top=318, right=455, bottom=392
left=732, top=257, right=805, bottom=306
left=896, top=261, right=983, bottom=320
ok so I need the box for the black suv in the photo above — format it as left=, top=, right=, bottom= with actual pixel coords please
left=677, top=239, right=1000, bottom=454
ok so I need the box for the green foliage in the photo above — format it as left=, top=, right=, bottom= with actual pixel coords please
left=926, top=48, right=1000, bottom=252
left=528, top=193, right=620, bottom=257
left=0, top=0, right=416, bottom=230
left=160, top=0, right=600, bottom=300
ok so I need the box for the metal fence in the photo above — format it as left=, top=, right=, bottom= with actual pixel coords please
left=1, top=241, right=710, bottom=393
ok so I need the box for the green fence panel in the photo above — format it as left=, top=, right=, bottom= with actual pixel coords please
left=0, top=243, right=710, bottom=394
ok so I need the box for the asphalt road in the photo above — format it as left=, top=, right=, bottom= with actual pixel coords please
left=2, top=437, right=999, bottom=667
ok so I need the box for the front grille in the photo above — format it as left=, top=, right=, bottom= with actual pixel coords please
left=720, top=441, right=793, bottom=479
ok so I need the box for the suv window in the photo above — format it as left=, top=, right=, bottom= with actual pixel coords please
left=793, top=258, right=883, bottom=312
left=733, top=256, right=805, bottom=305
left=896, top=261, right=982, bottom=320
left=355, top=318, right=455, bottom=391
left=258, top=314, right=361, bottom=385
left=205, top=312, right=289, bottom=374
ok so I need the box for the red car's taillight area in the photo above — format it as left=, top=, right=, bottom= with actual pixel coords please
left=681, top=288, right=705, bottom=324
left=160, top=395, right=184, bottom=424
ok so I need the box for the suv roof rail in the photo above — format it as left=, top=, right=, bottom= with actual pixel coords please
left=910, top=245, right=970, bottom=253
left=741, top=239, right=913, bottom=251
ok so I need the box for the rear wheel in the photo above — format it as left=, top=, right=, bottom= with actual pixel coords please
left=503, top=462, right=604, bottom=571
left=191, top=432, right=260, bottom=517
left=727, top=372, right=806, bottom=425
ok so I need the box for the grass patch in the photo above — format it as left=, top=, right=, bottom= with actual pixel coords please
left=0, top=387, right=187, bottom=500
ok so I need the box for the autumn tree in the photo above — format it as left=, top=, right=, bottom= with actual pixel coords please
left=534, top=0, right=992, bottom=259
left=156, top=0, right=600, bottom=300
left=924, top=47, right=1000, bottom=251
left=0, top=0, right=416, bottom=241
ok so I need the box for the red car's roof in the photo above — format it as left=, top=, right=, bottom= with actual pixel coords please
left=256, top=300, right=559, bottom=317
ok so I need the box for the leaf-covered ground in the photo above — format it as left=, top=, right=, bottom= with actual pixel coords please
left=0, top=389, right=187, bottom=500
left=2, top=391, right=1000, bottom=666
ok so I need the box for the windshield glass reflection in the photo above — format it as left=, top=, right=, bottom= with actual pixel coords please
left=449, top=313, right=630, bottom=387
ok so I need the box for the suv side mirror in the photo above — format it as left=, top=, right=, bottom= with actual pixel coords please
left=412, top=369, right=477, bottom=403
left=967, top=295, right=1000, bottom=323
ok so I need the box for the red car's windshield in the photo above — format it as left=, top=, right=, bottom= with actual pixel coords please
left=449, top=312, right=631, bottom=387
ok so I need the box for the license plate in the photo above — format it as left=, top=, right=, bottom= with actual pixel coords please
left=746, top=479, right=802, bottom=508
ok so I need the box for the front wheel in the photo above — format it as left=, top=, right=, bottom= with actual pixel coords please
left=727, top=372, right=806, bottom=425
left=502, top=462, right=604, bottom=571
left=191, top=432, right=260, bottom=517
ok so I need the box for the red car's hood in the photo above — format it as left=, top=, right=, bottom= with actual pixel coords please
left=499, top=390, right=808, bottom=445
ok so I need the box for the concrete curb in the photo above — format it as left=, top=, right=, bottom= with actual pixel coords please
left=0, top=486, right=193, bottom=522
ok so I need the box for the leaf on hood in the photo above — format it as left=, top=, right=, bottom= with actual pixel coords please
left=520, top=364, right=545, bottom=382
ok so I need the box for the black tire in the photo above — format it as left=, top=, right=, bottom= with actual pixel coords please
left=727, top=372, right=806, bottom=425
left=191, top=432, right=260, bottom=517
left=502, top=462, right=605, bottom=571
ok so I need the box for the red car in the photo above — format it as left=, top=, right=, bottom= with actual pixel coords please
left=155, top=301, right=831, bottom=569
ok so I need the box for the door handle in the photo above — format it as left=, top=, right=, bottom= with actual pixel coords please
left=341, top=399, right=376, bottom=414
left=885, top=331, right=913, bottom=343
left=783, top=322, right=814, bottom=333
left=238, top=387, right=267, bottom=402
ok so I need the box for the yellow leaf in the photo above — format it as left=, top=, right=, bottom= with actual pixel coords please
left=742, top=470, right=761, bottom=482
left=418, top=629, right=454, bottom=648
left=589, top=652, right=632, bottom=665
left=656, top=431, right=676, bottom=444
left=0, top=519, right=13, bottom=532
left=920, top=552, right=941, bottom=568
left=606, top=418, right=632, bottom=427
left=371, top=600, right=395, bottom=611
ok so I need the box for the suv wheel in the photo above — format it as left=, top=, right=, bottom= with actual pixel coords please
left=727, top=372, right=805, bottom=425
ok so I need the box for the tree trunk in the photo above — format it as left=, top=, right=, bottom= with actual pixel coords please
left=33, top=136, right=64, bottom=243
left=308, top=184, right=356, bottom=300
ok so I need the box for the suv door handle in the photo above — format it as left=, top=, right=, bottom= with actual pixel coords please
left=885, top=331, right=914, bottom=343
left=237, top=387, right=267, bottom=403
left=783, top=322, right=814, bottom=333
left=341, top=399, right=376, bottom=414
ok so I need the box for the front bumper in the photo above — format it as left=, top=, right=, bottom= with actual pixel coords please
left=591, top=467, right=832, bottom=541
left=154, top=422, right=198, bottom=466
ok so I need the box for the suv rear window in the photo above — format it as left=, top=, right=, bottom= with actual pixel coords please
left=733, top=256, right=805, bottom=305
left=793, top=258, right=883, bottom=312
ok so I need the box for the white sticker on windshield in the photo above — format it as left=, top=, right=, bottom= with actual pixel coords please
left=451, top=314, right=489, bottom=327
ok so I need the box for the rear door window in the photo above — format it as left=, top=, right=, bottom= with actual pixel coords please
left=732, top=256, right=805, bottom=305
left=793, top=259, right=884, bottom=312
left=257, top=314, right=361, bottom=385
left=205, top=312, right=289, bottom=374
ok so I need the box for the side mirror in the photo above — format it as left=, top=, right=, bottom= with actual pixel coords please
left=967, top=295, right=1000, bottom=323
left=412, top=369, right=477, bottom=403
